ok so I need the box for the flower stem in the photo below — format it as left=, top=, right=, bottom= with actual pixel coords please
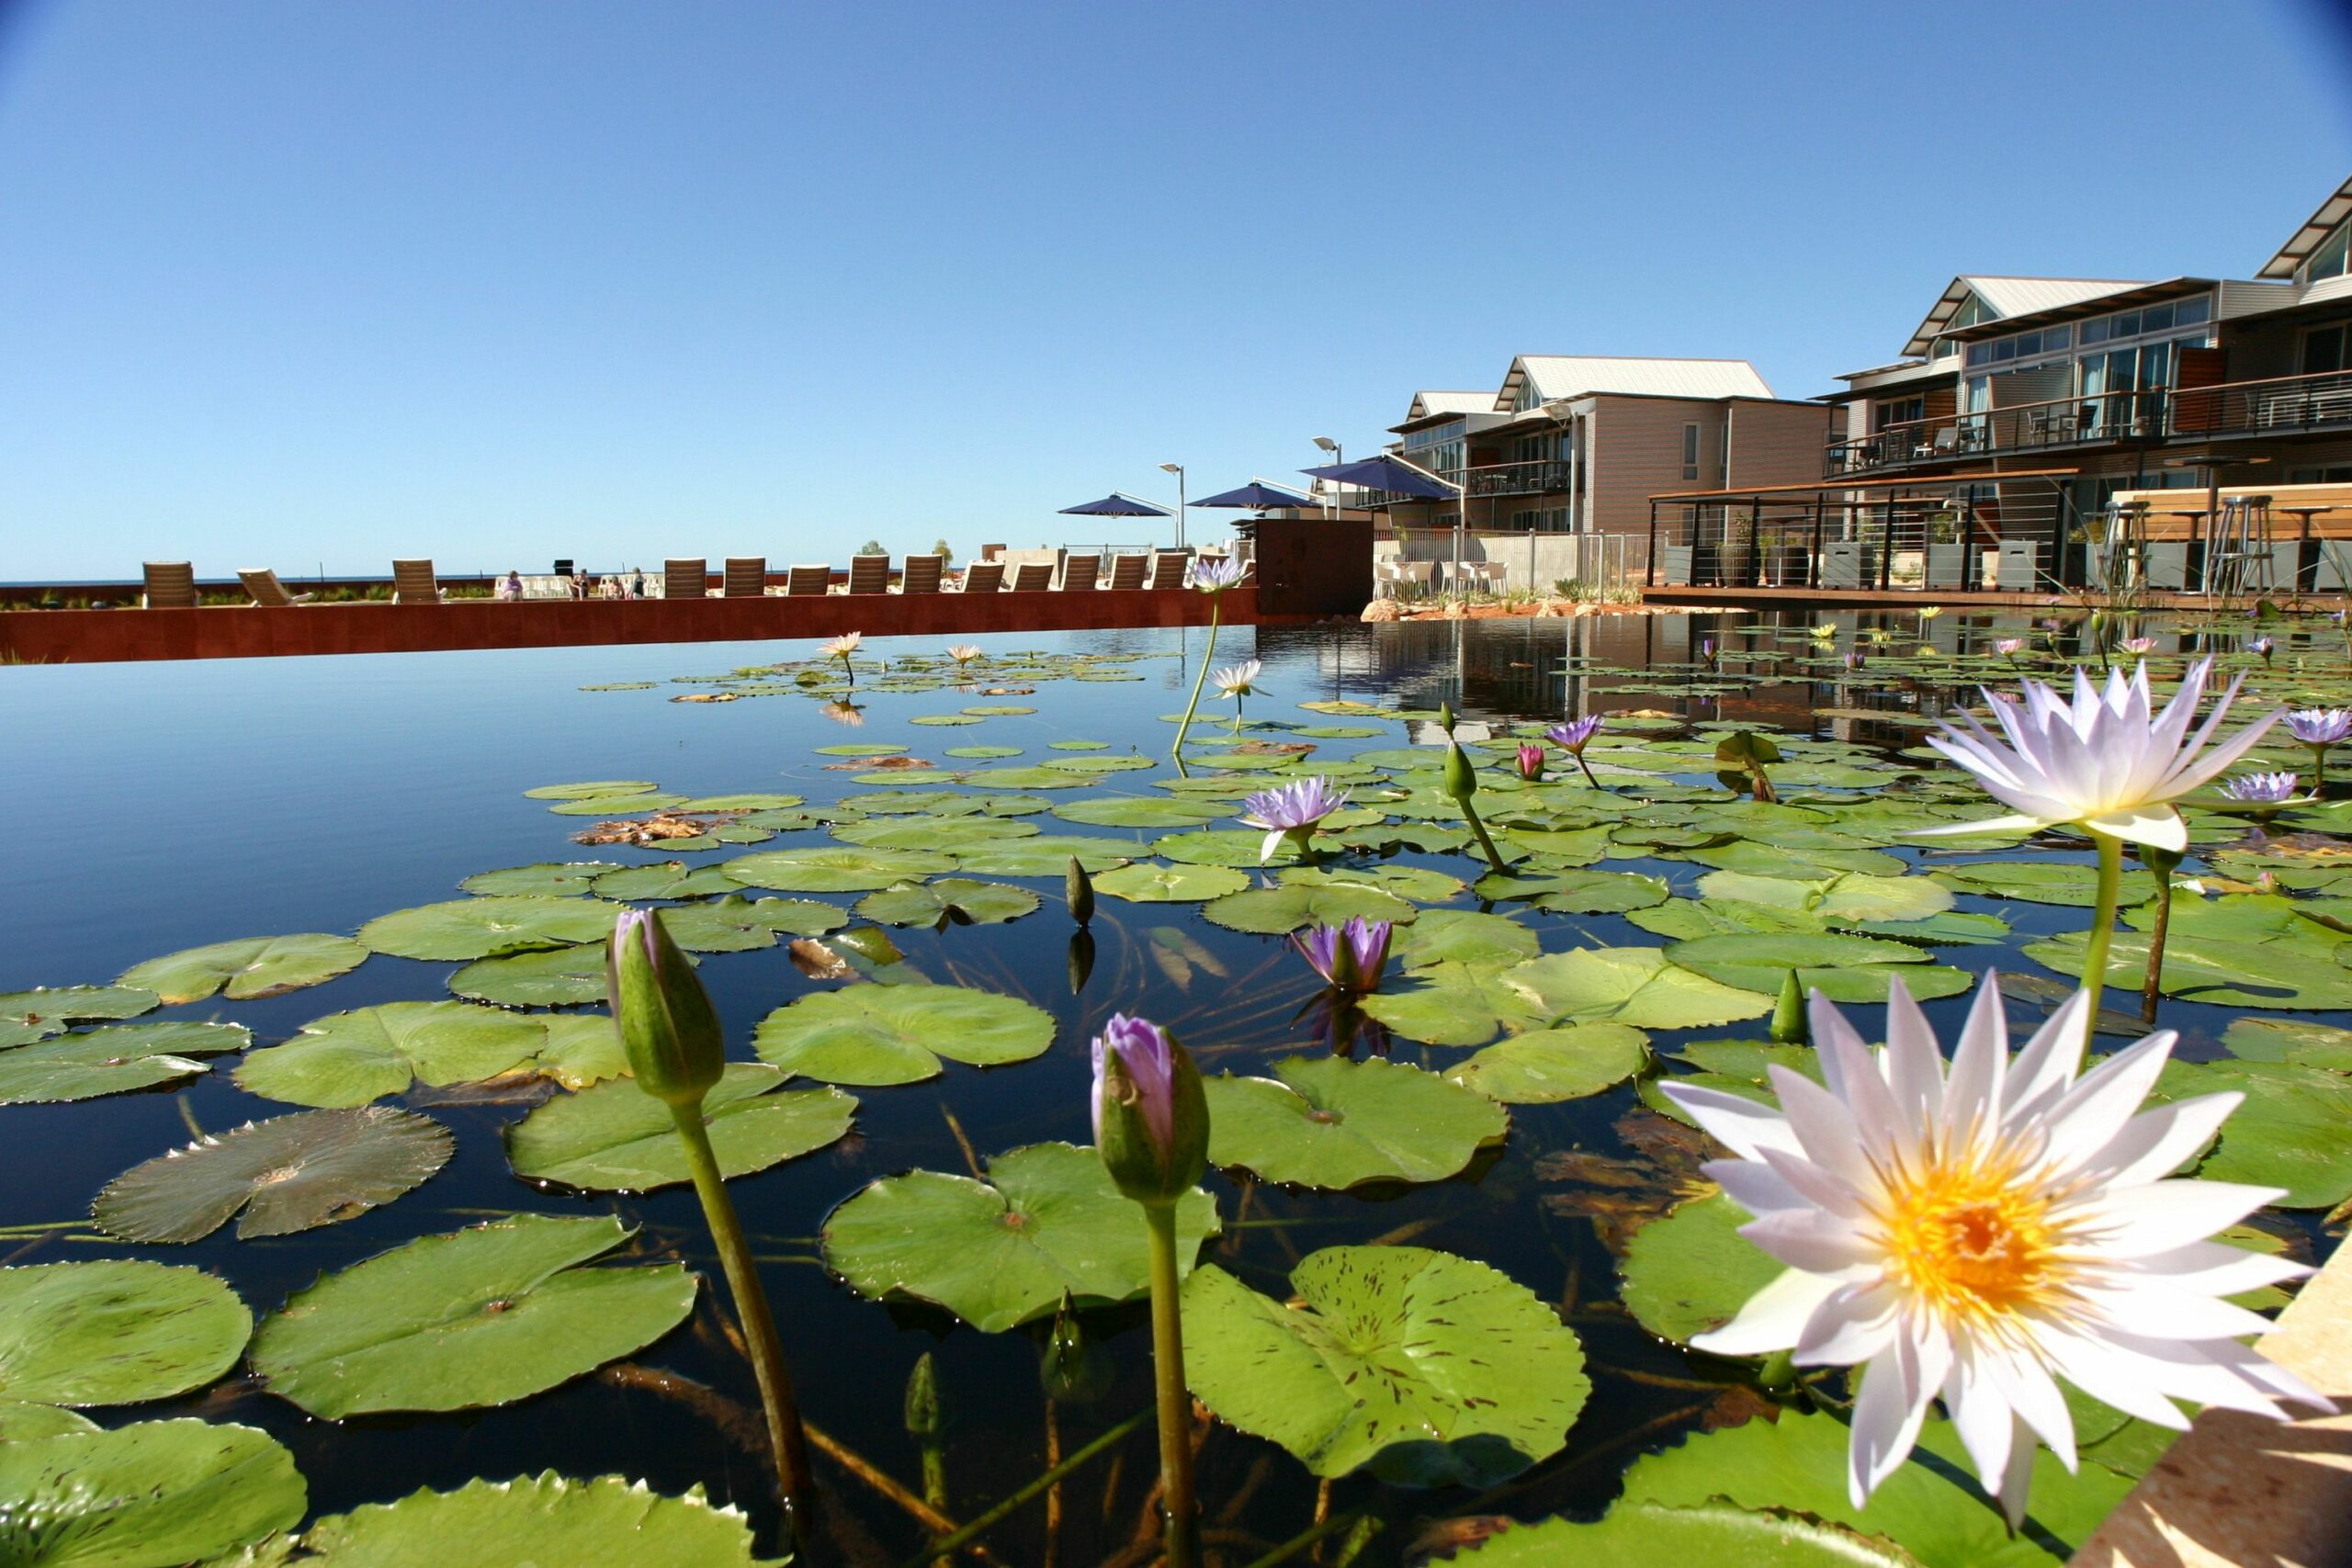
left=670, top=1100, right=815, bottom=1540
left=1170, top=597, right=1220, bottom=757
left=2141, top=860, right=2174, bottom=1025
left=1576, top=753, right=1602, bottom=790
left=1459, top=795, right=1509, bottom=874
left=2080, top=830, right=2124, bottom=1043
left=1143, top=1201, right=1198, bottom=1568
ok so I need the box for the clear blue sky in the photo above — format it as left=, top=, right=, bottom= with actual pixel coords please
left=2, top=0, right=2347, bottom=581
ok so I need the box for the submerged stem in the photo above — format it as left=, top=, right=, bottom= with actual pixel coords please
left=1171, top=596, right=1221, bottom=757
left=1458, top=795, right=1509, bottom=874
left=2081, top=830, right=2124, bottom=1043
left=1144, top=1201, right=1199, bottom=1568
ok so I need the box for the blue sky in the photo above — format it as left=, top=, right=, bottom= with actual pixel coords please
left=1, top=0, right=2346, bottom=581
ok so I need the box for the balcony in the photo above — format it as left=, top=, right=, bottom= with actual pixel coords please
left=1823, top=368, right=2352, bottom=478
left=1356, top=458, right=1571, bottom=508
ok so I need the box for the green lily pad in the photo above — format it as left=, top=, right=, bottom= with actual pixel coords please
left=670, top=793, right=806, bottom=812
left=237, top=1002, right=548, bottom=1107
left=2153, top=1057, right=2352, bottom=1207
left=1091, top=863, right=1251, bottom=903
left=0, top=1021, right=248, bottom=1105
left=93, top=1106, right=453, bottom=1243
left=524, top=781, right=660, bottom=800
left=1930, top=861, right=2158, bottom=907
left=1181, top=1246, right=1589, bottom=1485
left=290, top=1473, right=782, bottom=1567
left=589, top=863, right=740, bottom=900
left=1153, top=828, right=1305, bottom=867
left=1472, top=868, right=1671, bottom=914
left=1509, top=949, right=1773, bottom=1029
left=1446, top=1502, right=1915, bottom=1565
left=821, top=1141, right=1220, bottom=1333
left=833, top=815, right=1039, bottom=852
left=119, top=933, right=368, bottom=1003
left=1444, top=1024, right=1649, bottom=1104
left=1697, top=870, right=1954, bottom=924
left=2026, top=930, right=2352, bottom=1010
left=1625, top=898, right=1832, bottom=942
left=1618, top=1191, right=1778, bottom=1347
left=0, top=985, right=158, bottom=1048
left=1358, top=961, right=1548, bottom=1047
left=1284, top=863, right=1462, bottom=902
left=545, top=793, right=687, bottom=817
left=505, top=1065, right=856, bottom=1192
left=1395, top=910, right=1541, bottom=969
left=358, top=897, right=619, bottom=962
left=2222, top=1016, right=2352, bottom=1072
left=251, top=1213, right=696, bottom=1418
left=854, top=878, right=1040, bottom=928
left=1053, top=796, right=1223, bottom=829
left=1204, top=1056, right=1506, bottom=1189
left=0, top=1404, right=97, bottom=1440
left=944, top=744, right=1023, bottom=759
left=752, top=982, right=1055, bottom=1085
left=1202, top=882, right=1417, bottom=935
left=0, top=1420, right=305, bottom=1567
left=654, top=895, right=846, bottom=951
left=950, top=836, right=1139, bottom=876
left=722, top=845, right=957, bottom=893
left=458, top=863, right=622, bottom=897
left=448, top=943, right=615, bottom=1007
left=0, top=1260, right=250, bottom=1405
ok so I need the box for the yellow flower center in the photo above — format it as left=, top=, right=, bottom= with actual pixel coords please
left=1882, top=1162, right=2056, bottom=1320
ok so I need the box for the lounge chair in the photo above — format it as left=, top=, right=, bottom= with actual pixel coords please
left=662, top=558, right=707, bottom=599
left=1060, top=554, right=1102, bottom=592
left=899, top=554, right=944, bottom=594
left=847, top=555, right=890, bottom=594
left=1009, top=562, right=1052, bottom=592
left=1106, top=553, right=1148, bottom=590
left=141, top=561, right=197, bottom=608
left=723, top=558, right=767, bottom=598
left=238, top=569, right=312, bottom=607
left=962, top=561, right=1005, bottom=592
left=1147, top=549, right=1193, bottom=590
left=391, top=559, right=443, bottom=604
left=786, top=564, right=831, bottom=596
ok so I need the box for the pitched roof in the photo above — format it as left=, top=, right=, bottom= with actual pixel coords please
left=1403, top=389, right=1492, bottom=421
left=1900, top=276, right=2145, bottom=357
left=2258, top=174, right=2352, bottom=279
left=1495, top=355, right=1774, bottom=411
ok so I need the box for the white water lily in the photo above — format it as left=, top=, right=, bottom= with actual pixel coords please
left=1662, top=977, right=2327, bottom=1523
left=1921, top=659, right=2278, bottom=852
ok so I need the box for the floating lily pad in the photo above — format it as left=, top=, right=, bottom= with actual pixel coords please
left=2153, top=1057, right=2352, bottom=1207
left=1473, top=868, right=1671, bottom=915
left=1447, top=1502, right=1918, bottom=1565
left=654, top=895, right=846, bottom=951
left=1445, top=1024, right=1649, bottom=1104
left=1181, top=1246, right=1589, bottom=1486
left=1091, top=863, right=1250, bottom=903
left=854, top=878, right=1040, bottom=928
left=949, top=836, right=1139, bottom=876
left=1395, top=910, right=1541, bottom=969
left=524, top=781, right=660, bottom=800
left=0, top=985, right=158, bottom=1048
left=1930, top=861, right=2158, bottom=908
left=1509, top=949, right=1772, bottom=1029
left=458, top=863, right=622, bottom=897
left=589, top=863, right=740, bottom=900
left=1697, top=869, right=1954, bottom=923
left=0, top=1260, right=251, bottom=1405
left=1358, top=960, right=1548, bottom=1047
left=1618, top=1191, right=1779, bottom=1347
left=821, top=1141, right=1219, bottom=1332
left=448, top=942, right=616, bottom=1006
left=119, top=934, right=368, bottom=1003
left=0, top=1021, right=248, bottom=1104
left=1204, top=1056, right=1506, bottom=1189
left=252, top=1213, right=696, bottom=1418
left=506, top=1065, right=856, bottom=1192
left=1054, top=796, right=1222, bottom=829
left=1202, top=882, right=1417, bottom=935
left=944, top=744, right=1023, bottom=760
left=0, top=1420, right=305, bottom=1567
left=545, top=793, right=688, bottom=817
left=94, top=1106, right=453, bottom=1243
left=722, top=845, right=957, bottom=893
left=358, top=897, right=619, bottom=962
left=237, top=1002, right=547, bottom=1107
left=291, top=1473, right=782, bottom=1566
left=2222, top=1016, right=2352, bottom=1072
left=752, top=983, right=1055, bottom=1085
left=670, top=793, right=806, bottom=812
left=1154, top=828, right=1304, bottom=867
left=2026, top=930, right=2352, bottom=1010
left=833, top=815, right=1038, bottom=852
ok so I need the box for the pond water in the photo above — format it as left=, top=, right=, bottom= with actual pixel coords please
left=1, top=607, right=2344, bottom=1566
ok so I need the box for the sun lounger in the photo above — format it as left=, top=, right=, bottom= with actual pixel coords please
left=1106, top=553, right=1148, bottom=590
left=141, top=561, right=198, bottom=608
left=1059, top=554, right=1101, bottom=592
left=847, top=555, right=890, bottom=594
left=961, top=561, right=1005, bottom=592
left=661, top=558, right=707, bottom=598
left=391, top=559, right=443, bottom=604
left=1009, top=562, right=1052, bottom=592
left=1147, top=549, right=1193, bottom=591
left=238, top=569, right=312, bottom=607
left=899, top=555, right=944, bottom=594
left=786, top=564, right=831, bottom=596
left=723, top=558, right=768, bottom=598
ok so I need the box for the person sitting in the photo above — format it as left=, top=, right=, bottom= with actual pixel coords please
left=497, top=570, right=523, bottom=602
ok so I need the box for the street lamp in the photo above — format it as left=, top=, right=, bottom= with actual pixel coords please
left=1159, top=463, right=1186, bottom=550
left=1313, top=436, right=1341, bottom=519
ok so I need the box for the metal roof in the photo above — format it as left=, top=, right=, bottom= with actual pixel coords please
left=2258, top=174, right=2352, bottom=279
left=1402, top=390, right=1492, bottom=421
left=1495, top=355, right=1774, bottom=410
left=1900, top=276, right=2146, bottom=357
left=1941, top=277, right=2220, bottom=341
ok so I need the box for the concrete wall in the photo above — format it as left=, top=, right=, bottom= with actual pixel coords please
left=1375, top=529, right=1646, bottom=592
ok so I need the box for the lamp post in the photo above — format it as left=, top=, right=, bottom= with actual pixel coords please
left=1159, top=462, right=1186, bottom=551
left=1313, top=436, right=1341, bottom=520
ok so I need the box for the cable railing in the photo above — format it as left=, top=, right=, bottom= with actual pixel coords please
left=1648, top=488, right=2076, bottom=594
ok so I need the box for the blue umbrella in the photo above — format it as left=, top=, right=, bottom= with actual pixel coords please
left=1188, top=479, right=1316, bottom=512
left=1058, top=493, right=1173, bottom=517
left=1303, top=453, right=1469, bottom=577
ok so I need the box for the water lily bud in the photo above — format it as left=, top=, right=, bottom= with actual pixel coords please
left=1067, top=928, right=1095, bottom=994
left=1040, top=1292, right=1114, bottom=1404
left=1091, top=1014, right=1209, bottom=1207
left=607, top=909, right=724, bottom=1107
left=1067, top=856, right=1095, bottom=927
left=903, top=1350, right=943, bottom=1441
left=1438, top=701, right=1456, bottom=734
left=1770, top=970, right=1807, bottom=1043
left=1442, top=740, right=1478, bottom=801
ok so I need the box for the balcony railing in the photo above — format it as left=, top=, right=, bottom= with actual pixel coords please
left=1356, top=459, right=1570, bottom=508
left=1824, top=367, right=2352, bottom=478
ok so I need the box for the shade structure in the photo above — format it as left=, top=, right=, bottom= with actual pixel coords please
left=1188, top=479, right=1316, bottom=512
left=1057, top=493, right=1174, bottom=517
left=1299, top=455, right=1459, bottom=502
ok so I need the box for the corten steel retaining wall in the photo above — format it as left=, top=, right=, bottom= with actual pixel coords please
left=0, top=586, right=1298, bottom=664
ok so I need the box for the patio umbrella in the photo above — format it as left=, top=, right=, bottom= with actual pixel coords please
left=1059, top=492, right=1175, bottom=550
left=1188, top=479, right=1317, bottom=512
left=1301, top=453, right=1467, bottom=581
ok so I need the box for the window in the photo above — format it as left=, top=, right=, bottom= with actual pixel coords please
left=1680, top=423, right=1701, bottom=481
left=1874, top=395, right=1926, bottom=431
left=2304, top=323, right=2349, bottom=375
left=2301, top=220, right=2351, bottom=286
left=2291, top=464, right=2352, bottom=483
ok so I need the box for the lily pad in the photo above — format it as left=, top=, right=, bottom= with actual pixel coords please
left=358, top=897, right=619, bottom=962
left=654, top=895, right=846, bottom=951
left=821, top=1141, right=1220, bottom=1332
left=1202, top=882, right=1418, bottom=935
left=1054, top=796, right=1223, bottom=829
left=854, top=878, right=1040, bottom=928
left=2153, top=1057, right=2352, bottom=1207
left=0, top=1260, right=251, bottom=1405
left=722, top=845, right=957, bottom=893
left=506, top=1065, right=854, bottom=1192
left=251, top=1213, right=696, bottom=1418
left=1204, top=1056, right=1507, bottom=1190
left=0, top=1420, right=305, bottom=1567
left=1447, top=1503, right=1916, bottom=1565
left=1618, top=1191, right=1779, bottom=1347
left=1091, top=863, right=1251, bottom=903
left=1474, top=868, right=1672, bottom=915
left=119, top=933, right=368, bottom=1003
left=752, top=982, right=1055, bottom=1085
left=291, top=1473, right=782, bottom=1567
left=237, top=1002, right=547, bottom=1107
left=525, top=781, right=660, bottom=799
left=590, top=863, right=740, bottom=900
left=0, top=985, right=158, bottom=1048
left=949, top=836, right=1139, bottom=876
left=448, top=943, right=615, bottom=1007
left=458, top=863, right=621, bottom=897
left=1395, top=910, right=1541, bottom=969
left=1358, top=961, right=1549, bottom=1047
left=2026, top=930, right=2352, bottom=1010
left=94, top=1106, right=453, bottom=1243
left=1180, top=1246, right=1589, bottom=1486
left=1697, top=869, right=1954, bottom=924
left=1930, top=861, right=2158, bottom=908
left=0, top=1021, right=248, bottom=1105
left=1509, top=949, right=1773, bottom=1030
left=1445, top=1024, right=1649, bottom=1104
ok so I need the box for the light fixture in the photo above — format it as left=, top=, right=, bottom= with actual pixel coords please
left=1312, top=435, right=1339, bottom=454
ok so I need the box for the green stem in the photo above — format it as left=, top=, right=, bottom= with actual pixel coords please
left=2141, top=858, right=2173, bottom=1025
left=671, top=1101, right=815, bottom=1540
left=1144, top=1201, right=1198, bottom=1568
left=1459, top=795, right=1509, bottom=874
left=1575, top=753, right=1602, bottom=790
left=2313, top=744, right=2330, bottom=797
left=1170, top=596, right=1221, bottom=757
left=2081, top=830, right=2124, bottom=1045
left=1239, top=1510, right=1377, bottom=1568
left=894, top=1410, right=1150, bottom=1568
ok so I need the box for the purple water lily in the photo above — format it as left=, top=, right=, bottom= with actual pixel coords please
left=1844, top=650, right=1866, bottom=672
left=1516, top=742, right=1545, bottom=782
left=1292, top=917, right=1392, bottom=995
left=1547, top=715, right=1602, bottom=753
left=1192, top=556, right=1244, bottom=593
left=1238, top=775, right=1350, bottom=862
left=2222, top=772, right=2301, bottom=803
left=1091, top=1012, right=1175, bottom=1156
left=2250, top=636, right=2276, bottom=664
left=1994, top=637, right=2024, bottom=658
left=2287, top=707, right=2352, bottom=746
